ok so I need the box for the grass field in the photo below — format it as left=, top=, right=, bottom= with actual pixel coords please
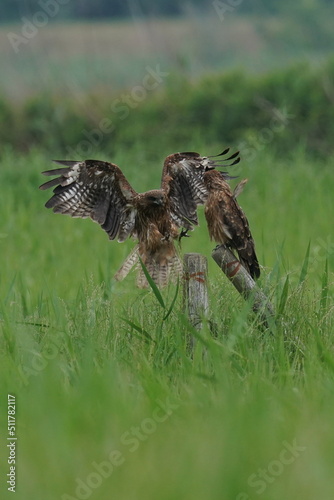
left=1, top=145, right=334, bottom=500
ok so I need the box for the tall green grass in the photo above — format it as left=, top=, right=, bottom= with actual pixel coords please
left=1, top=147, right=334, bottom=500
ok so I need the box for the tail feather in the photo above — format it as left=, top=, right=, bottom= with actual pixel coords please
left=136, top=253, right=183, bottom=288
left=114, top=245, right=140, bottom=282
left=114, top=245, right=183, bottom=288
left=239, top=253, right=260, bottom=280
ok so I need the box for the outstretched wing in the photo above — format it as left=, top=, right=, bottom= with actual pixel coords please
left=39, top=159, right=138, bottom=241
left=161, top=149, right=239, bottom=229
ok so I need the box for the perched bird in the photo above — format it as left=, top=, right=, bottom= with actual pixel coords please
left=39, top=150, right=239, bottom=287
left=204, top=170, right=260, bottom=279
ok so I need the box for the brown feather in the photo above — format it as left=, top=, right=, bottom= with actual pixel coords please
left=204, top=170, right=260, bottom=279
left=114, top=245, right=140, bottom=282
left=161, top=150, right=238, bottom=230
left=40, top=148, right=240, bottom=287
left=40, top=161, right=184, bottom=287
left=40, top=159, right=138, bottom=241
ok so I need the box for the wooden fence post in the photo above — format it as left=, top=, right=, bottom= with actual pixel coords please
left=211, top=245, right=275, bottom=326
left=183, top=253, right=209, bottom=331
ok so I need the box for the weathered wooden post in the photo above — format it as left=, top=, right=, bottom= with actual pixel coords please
left=211, top=245, right=275, bottom=326
left=183, top=253, right=209, bottom=331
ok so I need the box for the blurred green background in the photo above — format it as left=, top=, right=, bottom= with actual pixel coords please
left=1, top=0, right=334, bottom=156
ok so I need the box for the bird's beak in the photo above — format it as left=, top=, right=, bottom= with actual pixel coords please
left=154, top=198, right=164, bottom=206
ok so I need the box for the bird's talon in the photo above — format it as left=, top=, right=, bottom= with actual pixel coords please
left=179, top=228, right=190, bottom=241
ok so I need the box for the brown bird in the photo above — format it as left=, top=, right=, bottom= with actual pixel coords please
left=39, top=150, right=239, bottom=287
left=204, top=170, right=260, bottom=279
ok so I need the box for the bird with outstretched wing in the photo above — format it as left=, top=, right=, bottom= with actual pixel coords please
left=39, top=149, right=245, bottom=287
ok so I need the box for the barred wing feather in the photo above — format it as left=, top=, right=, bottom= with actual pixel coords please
left=161, top=150, right=240, bottom=229
left=39, top=159, right=138, bottom=241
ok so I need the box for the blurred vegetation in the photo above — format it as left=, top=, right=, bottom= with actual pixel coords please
left=1, top=58, right=334, bottom=158
left=1, top=0, right=334, bottom=21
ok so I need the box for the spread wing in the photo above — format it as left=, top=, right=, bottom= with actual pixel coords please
left=39, top=159, right=138, bottom=241
left=161, top=149, right=240, bottom=229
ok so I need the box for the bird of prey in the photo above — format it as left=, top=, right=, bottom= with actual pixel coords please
left=39, top=150, right=239, bottom=287
left=204, top=170, right=260, bottom=279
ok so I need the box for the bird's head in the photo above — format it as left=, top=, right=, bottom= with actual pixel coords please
left=142, top=190, right=165, bottom=207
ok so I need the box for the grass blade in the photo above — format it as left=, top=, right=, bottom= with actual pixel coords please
left=179, top=314, right=210, bottom=348
left=319, top=258, right=329, bottom=315
left=4, top=273, right=17, bottom=305
left=299, top=241, right=310, bottom=285
left=139, top=257, right=165, bottom=309
left=278, top=275, right=289, bottom=316
left=120, top=317, right=155, bottom=343
left=313, top=325, right=334, bottom=372
left=163, top=279, right=179, bottom=321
